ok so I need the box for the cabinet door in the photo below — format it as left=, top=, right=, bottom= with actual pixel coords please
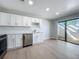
left=23, top=16, right=32, bottom=26
left=7, top=35, right=16, bottom=49
left=15, top=34, right=22, bottom=47
left=33, top=33, right=38, bottom=44
left=10, top=14, right=24, bottom=26
left=0, top=12, right=11, bottom=26
left=27, top=17, right=32, bottom=26
left=15, top=15, right=23, bottom=26
left=32, top=18, right=40, bottom=23
left=8, top=34, right=22, bottom=49
left=23, top=16, right=28, bottom=26
left=33, top=32, right=43, bottom=44
left=10, top=14, right=16, bottom=26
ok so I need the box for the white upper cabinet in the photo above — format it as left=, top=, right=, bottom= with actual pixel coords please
left=23, top=16, right=32, bottom=26
left=10, top=14, right=16, bottom=26
left=0, top=12, right=11, bottom=26
left=14, top=15, right=23, bottom=26
left=10, top=14, right=32, bottom=26
left=10, top=14, right=23, bottom=26
left=0, top=12, right=32, bottom=27
left=32, top=18, right=40, bottom=23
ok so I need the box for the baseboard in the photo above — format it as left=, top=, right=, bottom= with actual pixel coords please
left=7, top=46, right=23, bottom=52
left=50, top=37, right=57, bottom=40
left=23, top=44, right=32, bottom=48
left=33, top=41, right=44, bottom=45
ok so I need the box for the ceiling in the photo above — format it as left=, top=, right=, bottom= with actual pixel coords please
left=0, top=0, right=79, bottom=20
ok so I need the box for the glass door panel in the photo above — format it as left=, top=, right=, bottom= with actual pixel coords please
left=58, top=22, right=65, bottom=41
left=67, top=19, right=79, bottom=44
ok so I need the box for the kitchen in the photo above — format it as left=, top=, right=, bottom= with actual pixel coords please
left=0, top=12, right=50, bottom=59
left=1, top=0, right=79, bottom=59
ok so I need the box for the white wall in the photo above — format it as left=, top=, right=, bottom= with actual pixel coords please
left=50, top=20, right=57, bottom=39
left=40, top=19, right=50, bottom=40
left=33, top=19, right=50, bottom=44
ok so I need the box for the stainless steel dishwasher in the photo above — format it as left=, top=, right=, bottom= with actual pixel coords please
left=23, top=34, right=33, bottom=47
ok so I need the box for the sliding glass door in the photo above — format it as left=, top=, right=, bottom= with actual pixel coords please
left=67, top=19, right=79, bottom=44
left=58, top=22, right=65, bottom=41
left=58, top=18, right=79, bottom=45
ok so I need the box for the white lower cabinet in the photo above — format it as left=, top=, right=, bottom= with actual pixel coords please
left=7, top=34, right=22, bottom=49
left=15, top=35, right=22, bottom=47
left=7, top=35, right=16, bottom=49
left=33, top=32, right=43, bottom=44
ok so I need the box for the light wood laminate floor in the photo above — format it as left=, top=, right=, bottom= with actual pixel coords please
left=4, top=40, right=79, bottom=59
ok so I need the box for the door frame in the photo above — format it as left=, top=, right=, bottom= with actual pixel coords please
left=58, top=18, right=79, bottom=45
left=58, top=21, right=67, bottom=41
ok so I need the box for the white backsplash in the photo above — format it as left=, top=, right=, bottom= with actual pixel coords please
left=0, top=26, right=32, bottom=34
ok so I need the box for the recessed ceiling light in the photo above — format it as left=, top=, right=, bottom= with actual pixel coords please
left=56, top=12, right=59, bottom=15
left=28, top=0, right=34, bottom=5
left=46, top=8, right=50, bottom=11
